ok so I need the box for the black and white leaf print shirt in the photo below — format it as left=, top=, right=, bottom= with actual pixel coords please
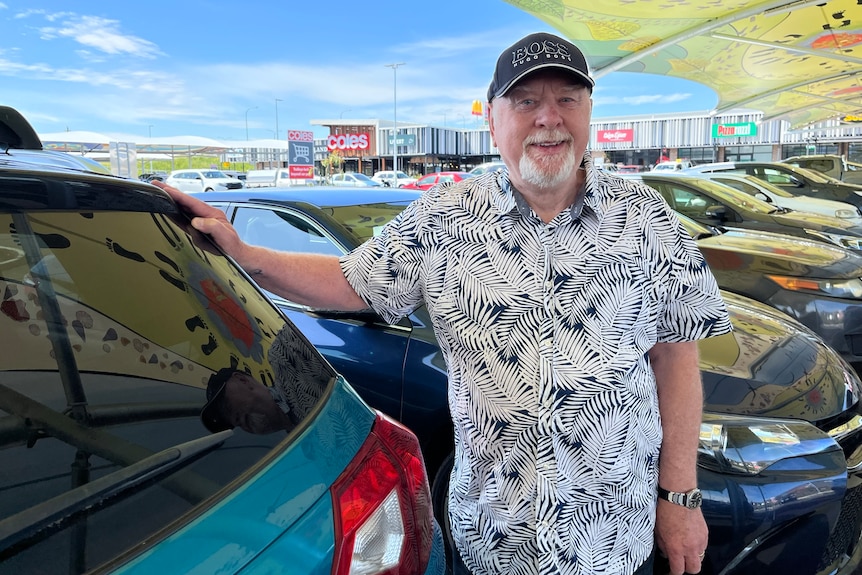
left=341, top=152, right=732, bottom=575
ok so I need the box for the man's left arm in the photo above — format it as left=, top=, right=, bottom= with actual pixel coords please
left=649, top=340, right=708, bottom=575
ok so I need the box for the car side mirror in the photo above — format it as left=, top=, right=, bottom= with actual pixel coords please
left=788, top=176, right=804, bottom=187
left=704, top=205, right=728, bottom=220
left=754, top=193, right=771, bottom=203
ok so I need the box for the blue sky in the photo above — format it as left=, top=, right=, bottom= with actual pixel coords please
left=0, top=0, right=719, bottom=141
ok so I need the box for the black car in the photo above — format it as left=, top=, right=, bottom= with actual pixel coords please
left=626, top=172, right=862, bottom=253
left=196, top=187, right=862, bottom=575
left=0, top=107, right=445, bottom=575
left=686, top=161, right=862, bottom=208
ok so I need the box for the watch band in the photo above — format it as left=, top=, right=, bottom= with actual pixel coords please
left=657, top=485, right=703, bottom=509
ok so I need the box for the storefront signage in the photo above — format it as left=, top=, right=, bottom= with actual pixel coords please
left=712, top=122, right=757, bottom=137
left=596, top=128, right=633, bottom=143
left=326, top=133, right=370, bottom=151
left=388, top=134, right=416, bottom=146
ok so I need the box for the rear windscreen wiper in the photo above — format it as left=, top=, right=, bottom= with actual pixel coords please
left=0, top=430, right=233, bottom=554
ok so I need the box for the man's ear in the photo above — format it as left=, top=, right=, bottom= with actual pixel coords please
left=488, top=102, right=497, bottom=147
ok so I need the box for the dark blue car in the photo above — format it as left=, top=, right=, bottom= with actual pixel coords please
left=198, top=187, right=862, bottom=575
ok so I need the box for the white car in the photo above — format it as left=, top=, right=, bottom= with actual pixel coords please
left=165, top=169, right=244, bottom=192
left=652, top=160, right=696, bottom=172
left=371, top=170, right=413, bottom=187
left=330, top=172, right=382, bottom=187
left=698, top=172, right=862, bottom=225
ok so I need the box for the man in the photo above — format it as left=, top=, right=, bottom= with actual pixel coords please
left=200, top=367, right=294, bottom=435
left=157, top=31, right=730, bottom=575
left=200, top=326, right=328, bottom=435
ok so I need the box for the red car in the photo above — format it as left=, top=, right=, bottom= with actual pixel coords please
left=402, top=171, right=471, bottom=190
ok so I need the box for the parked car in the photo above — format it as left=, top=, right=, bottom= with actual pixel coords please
left=372, top=170, right=414, bottom=188
left=696, top=172, right=862, bottom=225
left=402, top=171, right=471, bottom=191
left=329, top=172, right=382, bottom=187
left=783, top=154, right=862, bottom=185
left=244, top=168, right=292, bottom=188
left=196, top=187, right=862, bottom=575
left=625, top=172, right=862, bottom=253
left=676, top=212, right=862, bottom=364
left=165, top=168, right=244, bottom=192
left=467, top=161, right=506, bottom=176
left=222, top=170, right=247, bottom=183
left=652, top=159, right=696, bottom=171
left=0, top=107, right=444, bottom=575
left=685, top=161, right=862, bottom=208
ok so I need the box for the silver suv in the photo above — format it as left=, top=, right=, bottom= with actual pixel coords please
left=165, top=168, right=243, bottom=192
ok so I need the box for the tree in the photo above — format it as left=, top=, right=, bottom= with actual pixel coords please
left=320, top=150, right=344, bottom=181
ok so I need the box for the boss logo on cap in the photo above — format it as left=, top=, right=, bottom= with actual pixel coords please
left=512, top=39, right=572, bottom=68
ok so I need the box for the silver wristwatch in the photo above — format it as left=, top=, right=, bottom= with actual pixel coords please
left=657, top=486, right=703, bottom=509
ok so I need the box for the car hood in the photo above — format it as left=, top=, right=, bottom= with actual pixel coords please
left=696, top=227, right=862, bottom=278
left=769, top=209, right=862, bottom=233
left=700, top=292, right=862, bottom=422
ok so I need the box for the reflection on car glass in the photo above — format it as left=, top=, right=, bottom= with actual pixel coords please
left=0, top=430, right=232, bottom=553
left=200, top=324, right=330, bottom=435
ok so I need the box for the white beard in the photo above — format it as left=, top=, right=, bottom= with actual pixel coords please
left=518, top=131, right=578, bottom=188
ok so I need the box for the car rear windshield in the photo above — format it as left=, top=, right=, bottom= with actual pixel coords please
left=0, top=173, right=335, bottom=572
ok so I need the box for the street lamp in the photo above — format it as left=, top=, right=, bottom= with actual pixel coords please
left=275, top=98, right=283, bottom=140
left=339, top=108, right=352, bottom=119
left=384, top=62, right=405, bottom=173
left=148, top=125, right=153, bottom=138
left=245, top=106, right=257, bottom=140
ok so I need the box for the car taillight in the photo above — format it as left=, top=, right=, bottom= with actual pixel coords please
left=331, top=413, right=433, bottom=575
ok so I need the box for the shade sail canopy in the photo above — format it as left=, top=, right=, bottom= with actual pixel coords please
left=506, top=0, right=862, bottom=129
left=39, top=133, right=292, bottom=156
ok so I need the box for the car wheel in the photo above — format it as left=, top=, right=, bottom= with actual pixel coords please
left=431, top=451, right=455, bottom=566
left=204, top=187, right=214, bottom=192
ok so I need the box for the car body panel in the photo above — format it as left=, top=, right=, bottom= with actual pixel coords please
left=196, top=188, right=862, bottom=575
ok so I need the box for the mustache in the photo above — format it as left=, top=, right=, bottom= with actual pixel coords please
left=524, top=130, right=572, bottom=146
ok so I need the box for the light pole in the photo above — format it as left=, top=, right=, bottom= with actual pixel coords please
left=245, top=106, right=257, bottom=140
left=339, top=108, right=352, bottom=119
left=275, top=98, right=283, bottom=140
left=384, top=63, right=405, bottom=173
left=148, top=125, right=153, bottom=138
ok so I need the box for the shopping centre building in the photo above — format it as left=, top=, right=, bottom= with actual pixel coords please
left=307, top=108, right=862, bottom=176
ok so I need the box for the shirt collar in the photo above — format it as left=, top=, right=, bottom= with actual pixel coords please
left=498, top=150, right=598, bottom=221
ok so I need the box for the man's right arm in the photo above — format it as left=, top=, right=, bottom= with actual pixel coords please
left=154, top=182, right=368, bottom=311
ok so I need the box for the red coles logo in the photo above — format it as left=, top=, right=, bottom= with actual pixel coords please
left=327, top=133, right=370, bottom=150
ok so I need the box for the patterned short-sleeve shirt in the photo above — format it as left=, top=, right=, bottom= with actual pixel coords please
left=340, top=153, right=732, bottom=575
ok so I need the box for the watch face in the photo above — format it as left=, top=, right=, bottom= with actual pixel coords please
left=688, top=490, right=703, bottom=509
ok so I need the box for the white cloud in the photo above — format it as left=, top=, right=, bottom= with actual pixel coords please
left=35, top=14, right=162, bottom=58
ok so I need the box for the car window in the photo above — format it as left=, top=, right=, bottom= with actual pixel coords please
left=0, top=181, right=334, bottom=572
left=757, top=167, right=796, bottom=185
left=232, top=206, right=343, bottom=256
left=418, top=175, right=436, bottom=186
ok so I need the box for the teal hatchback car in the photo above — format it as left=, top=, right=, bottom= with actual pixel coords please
left=0, top=106, right=444, bottom=575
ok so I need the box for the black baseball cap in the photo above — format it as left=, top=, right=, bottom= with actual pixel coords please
left=487, top=32, right=594, bottom=102
left=200, top=367, right=240, bottom=433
